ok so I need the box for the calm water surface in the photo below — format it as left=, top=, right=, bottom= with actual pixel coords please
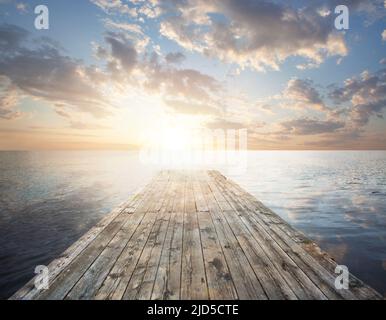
left=0, top=151, right=385, bottom=298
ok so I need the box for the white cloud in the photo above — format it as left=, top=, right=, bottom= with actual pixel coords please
left=280, top=118, right=345, bottom=135
left=1, top=24, right=225, bottom=123
left=0, top=24, right=113, bottom=119
left=156, top=0, right=348, bottom=72
left=330, top=68, right=386, bottom=126
left=103, top=19, right=143, bottom=34
left=90, top=0, right=137, bottom=17
left=282, top=78, right=328, bottom=112
left=102, top=19, right=150, bottom=53
left=165, top=99, right=220, bottom=115
left=0, top=75, right=22, bottom=120
left=165, top=52, right=186, bottom=64
left=15, top=2, right=27, bottom=13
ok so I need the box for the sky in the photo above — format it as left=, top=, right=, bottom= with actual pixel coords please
left=0, top=0, right=385, bottom=150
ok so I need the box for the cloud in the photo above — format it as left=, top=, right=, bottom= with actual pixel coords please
left=141, top=52, right=221, bottom=105
left=165, top=99, right=220, bottom=115
left=165, top=52, right=186, bottom=64
left=101, top=18, right=150, bottom=54
left=103, top=19, right=143, bottom=34
left=206, top=118, right=247, bottom=129
left=137, top=1, right=162, bottom=19
left=91, top=30, right=223, bottom=115
left=0, top=23, right=28, bottom=51
left=383, top=30, right=386, bottom=41
left=92, top=0, right=161, bottom=18
left=156, top=0, right=348, bottom=71
left=104, top=31, right=138, bottom=73
left=280, top=118, right=345, bottom=135
left=350, top=99, right=386, bottom=126
left=380, top=58, right=386, bottom=65
left=95, top=30, right=221, bottom=108
left=284, top=78, right=327, bottom=111
left=68, top=121, right=109, bottom=130
left=0, top=24, right=113, bottom=118
left=330, top=69, right=386, bottom=126
left=90, top=0, right=137, bottom=17
left=54, top=105, right=110, bottom=130
left=15, top=2, right=27, bottom=13
left=0, top=76, right=22, bottom=120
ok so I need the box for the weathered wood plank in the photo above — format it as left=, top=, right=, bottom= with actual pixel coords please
left=210, top=172, right=328, bottom=300
left=96, top=179, right=170, bottom=300
left=207, top=177, right=297, bottom=300
left=39, top=178, right=163, bottom=300
left=64, top=179, right=166, bottom=300
left=210, top=171, right=380, bottom=300
left=10, top=179, right=156, bottom=300
left=135, top=180, right=177, bottom=300
left=11, top=170, right=381, bottom=301
left=193, top=177, right=238, bottom=300
left=200, top=177, right=268, bottom=300
left=151, top=176, right=185, bottom=300
left=180, top=177, right=209, bottom=300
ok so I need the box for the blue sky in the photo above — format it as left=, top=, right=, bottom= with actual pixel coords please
left=0, top=0, right=385, bottom=150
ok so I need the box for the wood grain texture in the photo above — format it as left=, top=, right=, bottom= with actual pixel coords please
left=11, top=170, right=382, bottom=300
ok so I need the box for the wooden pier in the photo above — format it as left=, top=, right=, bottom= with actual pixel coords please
left=12, top=170, right=381, bottom=300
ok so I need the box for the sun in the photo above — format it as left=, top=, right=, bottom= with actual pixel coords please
left=160, top=127, right=193, bottom=151
left=142, top=125, right=196, bottom=152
